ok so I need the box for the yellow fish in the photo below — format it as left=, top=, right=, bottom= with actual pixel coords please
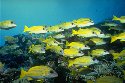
left=116, top=59, right=125, bottom=67
left=42, top=38, right=62, bottom=46
left=87, top=76, right=123, bottom=83
left=47, top=25, right=64, bottom=33
left=90, top=38, right=106, bottom=45
left=20, top=65, right=58, bottom=80
left=111, top=49, right=125, bottom=59
left=24, top=25, right=47, bottom=34
left=73, top=18, right=92, bottom=22
left=68, top=56, right=98, bottom=67
left=72, top=18, right=94, bottom=27
left=89, top=27, right=106, bottom=38
left=46, top=44, right=63, bottom=55
left=29, top=44, right=45, bottom=54
left=72, top=28, right=97, bottom=38
left=91, top=49, right=109, bottom=57
left=66, top=41, right=90, bottom=50
left=4, top=36, right=18, bottom=44
left=113, top=15, right=125, bottom=23
left=59, top=22, right=76, bottom=30
left=64, top=48, right=84, bottom=58
left=0, top=20, right=16, bottom=30
left=53, top=33, right=65, bottom=39
left=111, top=32, right=125, bottom=43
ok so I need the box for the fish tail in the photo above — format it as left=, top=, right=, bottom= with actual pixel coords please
left=112, top=15, right=119, bottom=20
left=46, top=44, right=50, bottom=50
left=68, top=60, right=74, bottom=67
left=66, top=41, right=69, bottom=46
left=112, top=53, right=119, bottom=59
left=72, top=30, right=77, bottom=35
left=27, top=77, right=33, bottom=81
left=111, top=36, right=117, bottom=43
left=24, top=25, right=29, bottom=32
left=20, top=68, right=27, bottom=78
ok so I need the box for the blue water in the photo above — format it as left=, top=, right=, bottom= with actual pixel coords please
left=0, top=0, right=125, bottom=46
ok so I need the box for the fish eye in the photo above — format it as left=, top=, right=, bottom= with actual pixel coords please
left=71, top=23, right=74, bottom=25
left=85, top=45, right=87, bottom=47
left=59, top=27, right=62, bottom=29
left=11, top=21, right=13, bottom=23
left=60, top=50, right=63, bottom=53
left=92, top=32, right=95, bottom=34
left=50, top=70, right=54, bottom=73
left=104, top=50, right=107, bottom=52
left=100, top=32, right=103, bottom=34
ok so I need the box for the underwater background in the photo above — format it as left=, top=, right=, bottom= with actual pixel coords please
left=1, top=0, right=125, bottom=46
left=0, top=0, right=125, bottom=83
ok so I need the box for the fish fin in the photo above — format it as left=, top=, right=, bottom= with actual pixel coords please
left=112, top=15, right=119, bottom=20
left=24, top=25, right=29, bottom=32
left=72, top=30, right=77, bottom=35
left=88, top=51, right=91, bottom=56
left=84, top=41, right=89, bottom=45
left=66, top=41, right=69, bottom=46
left=20, top=68, right=27, bottom=78
left=111, top=36, right=117, bottom=43
left=39, top=38, right=44, bottom=42
left=109, top=50, right=115, bottom=54
left=68, top=60, right=74, bottom=67
left=112, top=53, right=119, bottom=59
left=37, top=79, right=44, bottom=82
left=27, top=77, right=33, bottom=81
left=45, top=44, right=49, bottom=50
left=84, top=66, right=87, bottom=67
left=28, top=44, right=34, bottom=53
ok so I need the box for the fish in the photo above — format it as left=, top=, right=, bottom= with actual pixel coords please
left=89, top=38, right=106, bottom=45
left=111, top=32, right=125, bottom=43
left=102, top=34, right=111, bottom=38
left=116, top=59, right=125, bottom=67
left=91, top=49, right=109, bottom=57
left=59, top=22, right=76, bottom=30
left=46, top=44, right=63, bottom=55
left=108, top=26, right=125, bottom=31
left=0, top=44, right=19, bottom=55
left=47, top=25, right=64, bottom=33
left=87, top=76, right=123, bottom=83
left=72, top=28, right=97, bottom=38
left=89, top=27, right=106, bottom=38
left=42, top=37, right=62, bottom=46
left=7, top=44, right=20, bottom=50
left=29, top=44, right=45, bottom=54
left=72, top=18, right=94, bottom=27
left=113, top=15, right=125, bottom=23
left=68, top=56, right=98, bottom=67
left=53, top=33, right=65, bottom=39
left=63, top=48, right=84, bottom=58
left=23, top=25, right=47, bottom=34
left=66, top=41, right=90, bottom=50
left=101, top=22, right=118, bottom=27
left=4, top=36, right=18, bottom=44
left=0, top=20, right=16, bottom=30
left=111, top=49, right=125, bottom=59
left=20, top=65, right=58, bottom=80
